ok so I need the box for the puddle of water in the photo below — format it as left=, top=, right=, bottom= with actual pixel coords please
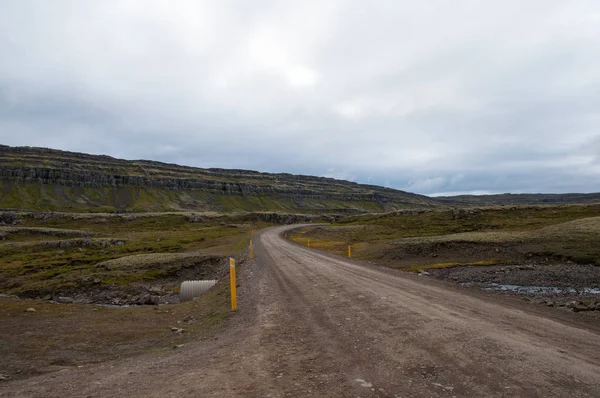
left=483, top=284, right=600, bottom=295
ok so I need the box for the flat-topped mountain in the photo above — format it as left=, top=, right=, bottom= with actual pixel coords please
left=0, top=145, right=439, bottom=213
left=436, top=193, right=600, bottom=206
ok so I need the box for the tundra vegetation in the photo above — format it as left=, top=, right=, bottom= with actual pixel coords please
left=289, top=204, right=600, bottom=313
left=0, top=210, right=281, bottom=379
left=290, top=204, right=600, bottom=267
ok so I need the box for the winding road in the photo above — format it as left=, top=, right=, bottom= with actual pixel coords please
left=2, top=225, right=600, bottom=397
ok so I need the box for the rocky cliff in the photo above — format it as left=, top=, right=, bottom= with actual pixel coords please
left=0, top=145, right=440, bottom=213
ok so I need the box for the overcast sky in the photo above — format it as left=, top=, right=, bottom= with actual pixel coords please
left=1, top=1, right=599, bottom=196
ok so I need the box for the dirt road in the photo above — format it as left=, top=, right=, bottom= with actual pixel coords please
left=2, top=225, right=600, bottom=397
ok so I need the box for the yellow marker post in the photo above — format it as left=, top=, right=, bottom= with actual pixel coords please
left=229, top=257, right=237, bottom=311
left=348, top=245, right=351, bottom=258
left=250, top=240, right=253, bottom=259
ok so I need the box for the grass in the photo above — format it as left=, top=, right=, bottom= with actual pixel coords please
left=333, top=204, right=600, bottom=241
left=0, top=180, right=402, bottom=213
left=0, top=211, right=263, bottom=380
left=0, top=213, right=265, bottom=296
left=406, top=260, right=501, bottom=273
left=289, top=204, right=600, bottom=269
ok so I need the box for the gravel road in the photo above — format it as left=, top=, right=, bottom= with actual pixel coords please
left=2, top=225, right=600, bottom=397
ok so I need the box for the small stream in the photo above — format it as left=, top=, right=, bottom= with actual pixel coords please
left=463, top=283, right=600, bottom=295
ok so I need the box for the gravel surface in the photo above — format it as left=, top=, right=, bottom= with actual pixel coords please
left=1, top=225, right=600, bottom=397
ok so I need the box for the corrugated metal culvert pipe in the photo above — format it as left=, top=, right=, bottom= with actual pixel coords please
left=180, top=280, right=218, bottom=302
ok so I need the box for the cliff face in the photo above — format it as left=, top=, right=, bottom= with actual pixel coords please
left=0, top=145, right=440, bottom=213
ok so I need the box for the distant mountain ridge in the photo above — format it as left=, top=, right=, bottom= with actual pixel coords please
left=0, top=145, right=439, bottom=213
left=436, top=192, right=600, bottom=206
left=2, top=145, right=598, bottom=213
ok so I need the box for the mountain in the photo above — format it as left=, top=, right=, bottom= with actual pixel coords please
left=436, top=193, right=600, bottom=206
left=0, top=145, right=439, bottom=213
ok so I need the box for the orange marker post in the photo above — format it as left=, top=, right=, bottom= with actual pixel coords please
left=308, top=239, right=310, bottom=248
left=348, top=245, right=351, bottom=258
left=229, top=257, right=237, bottom=311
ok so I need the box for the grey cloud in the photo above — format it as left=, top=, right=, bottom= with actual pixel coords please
left=1, top=0, right=600, bottom=195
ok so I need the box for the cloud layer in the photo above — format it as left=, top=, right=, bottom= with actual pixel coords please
left=1, top=0, right=599, bottom=195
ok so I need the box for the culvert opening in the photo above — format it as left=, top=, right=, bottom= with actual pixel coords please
left=179, top=280, right=218, bottom=302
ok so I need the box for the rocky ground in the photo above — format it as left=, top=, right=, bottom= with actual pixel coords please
left=428, top=262, right=600, bottom=313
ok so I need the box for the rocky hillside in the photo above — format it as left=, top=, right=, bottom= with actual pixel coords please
left=0, top=145, right=440, bottom=213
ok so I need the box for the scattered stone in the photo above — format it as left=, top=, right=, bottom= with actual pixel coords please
left=57, top=296, right=74, bottom=304
left=25, top=307, right=36, bottom=312
left=173, top=344, right=185, bottom=349
left=567, top=301, right=579, bottom=309
left=354, top=379, right=373, bottom=388
left=93, top=279, right=102, bottom=284
left=138, top=294, right=151, bottom=305
left=171, top=327, right=185, bottom=333
left=0, top=374, right=8, bottom=381
left=0, top=294, right=19, bottom=299
left=572, top=304, right=590, bottom=313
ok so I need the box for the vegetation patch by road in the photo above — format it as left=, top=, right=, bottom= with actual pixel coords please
left=289, top=204, right=600, bottom=311
left=0, top=213, right=263, bottom=302
left=0, top=211, right=259, bottom=382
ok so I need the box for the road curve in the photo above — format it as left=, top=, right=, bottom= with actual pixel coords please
left=2, top=225, right=600, bottom=397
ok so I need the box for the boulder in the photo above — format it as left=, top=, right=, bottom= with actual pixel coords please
left=566, top=301, right=579, bottom=309
left=137, top=294, right=151, bottom=305
left=57, top=296, right=74, bottom=304
left=572, top=304, right=590, bottom=313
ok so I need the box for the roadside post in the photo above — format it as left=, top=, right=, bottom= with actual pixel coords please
left=308, top=239, right=310, bottom=248
left=348, top=245, right=351, bottom=258
left=250, top=239, right=254, bottom=259
left=229, top=257, right=237, bottom=311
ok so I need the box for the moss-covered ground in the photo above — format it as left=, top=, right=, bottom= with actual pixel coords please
left=0, top=213, right=266, bottom=296
left=0, top=212, right=267, bottom=379
left=289, top=204, right=600, bottom=271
